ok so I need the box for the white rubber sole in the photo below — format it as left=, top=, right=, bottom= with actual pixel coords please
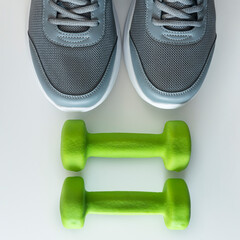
left=123, top=0, right=183, bottom=110
left=35, top=2, right=122, bottom=112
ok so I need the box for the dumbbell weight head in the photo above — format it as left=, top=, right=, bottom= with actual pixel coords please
left=162, top=179, right=191, bottom=230
left=60, top=177, right=86, bottom=229
left=61, top=121, right=88, bottom=171
left=162, top=121, right=191, bottom=172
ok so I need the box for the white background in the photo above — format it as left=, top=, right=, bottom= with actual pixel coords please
left=1, top=0, right=240, bottom=239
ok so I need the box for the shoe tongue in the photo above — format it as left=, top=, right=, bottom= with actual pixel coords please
left=162, top=0, right=197, bottom=31
left=57, top=1, right=90, bottom=33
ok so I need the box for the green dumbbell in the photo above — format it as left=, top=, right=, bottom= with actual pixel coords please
left=60, top=177, right=191, bottom=230
left=61, top=120, right=191, bottom=172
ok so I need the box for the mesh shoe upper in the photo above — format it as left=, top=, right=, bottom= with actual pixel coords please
left=130, top=0, right=216, bottom=93
left=29, top=0, right=117, bottom=96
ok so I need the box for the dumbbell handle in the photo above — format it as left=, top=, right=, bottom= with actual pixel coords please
left=86, top=191, right=165, bottom=215
left=87, top=133, right=165, bottom=158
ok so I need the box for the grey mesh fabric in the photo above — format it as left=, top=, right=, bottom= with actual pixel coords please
left=29, top=0, right=117, bottom=95
left=130, top=0, right=216, bottom=92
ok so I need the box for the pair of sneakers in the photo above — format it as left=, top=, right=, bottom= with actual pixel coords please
left=28, top=0, right=216, bottom=111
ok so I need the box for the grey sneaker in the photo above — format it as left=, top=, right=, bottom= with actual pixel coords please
left=124, top=0, right=216, bottom=109
left=28, top=0, right=121, bottom=112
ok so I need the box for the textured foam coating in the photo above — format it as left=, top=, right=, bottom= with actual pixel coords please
left=61, top=120, right=191, bottom=172
left=60, top=177, right=191, bottom=230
